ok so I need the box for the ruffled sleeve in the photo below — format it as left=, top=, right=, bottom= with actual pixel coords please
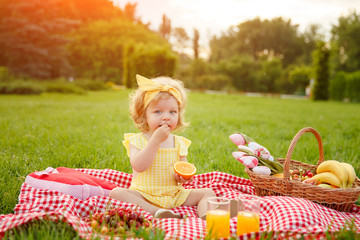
left=177, top=136, right=192, bottom=156
left=122, top=133, right=146, bottom=157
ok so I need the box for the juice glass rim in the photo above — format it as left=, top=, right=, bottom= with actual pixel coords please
left=238, top=197, right=261, bottom=213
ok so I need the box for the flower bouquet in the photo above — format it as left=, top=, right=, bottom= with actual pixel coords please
left=230, top=132, right=283, bottom=175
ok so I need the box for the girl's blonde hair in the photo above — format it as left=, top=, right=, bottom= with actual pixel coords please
left=129, top=76, right=189, bottom=132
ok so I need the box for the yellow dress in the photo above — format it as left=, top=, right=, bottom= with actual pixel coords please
left=123, top=133, right=192, bottom=209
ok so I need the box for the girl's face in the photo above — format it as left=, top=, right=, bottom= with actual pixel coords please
left=145, top=95, right=179, bottom=133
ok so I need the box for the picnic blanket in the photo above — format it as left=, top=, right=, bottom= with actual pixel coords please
left=1, top=169, right=359, bottom=239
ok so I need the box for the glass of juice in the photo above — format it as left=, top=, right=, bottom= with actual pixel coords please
left=237, top=197, right=260, bottom=236
left=206, top=197, right=230, bottom=239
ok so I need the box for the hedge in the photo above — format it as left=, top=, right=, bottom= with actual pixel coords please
left=329, top=71, right=360, bottom=102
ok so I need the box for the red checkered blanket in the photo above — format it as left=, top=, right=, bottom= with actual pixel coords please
left=1, top=169, right=359, bottom=239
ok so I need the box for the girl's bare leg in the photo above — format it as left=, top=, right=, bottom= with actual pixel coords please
left=109, top=187, right=160, bottom=215
left=181, top=188, right=216, bottom=219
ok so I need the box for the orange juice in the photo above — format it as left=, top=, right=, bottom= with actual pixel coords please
left=206, top=209, right=230, bottom=238
left=237, top=211, right=260, bottom=235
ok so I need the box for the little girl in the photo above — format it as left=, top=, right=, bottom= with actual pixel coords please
left=110, top=74, right=216, bottom=219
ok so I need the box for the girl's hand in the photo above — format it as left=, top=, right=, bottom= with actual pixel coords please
left=151, top=124, right=170, bottom=143
left=174, top=173, right=192, bottom=184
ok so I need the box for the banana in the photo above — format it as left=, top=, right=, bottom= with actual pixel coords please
left=317, top=183, right=333, bottom=188
left=340, top=162, right=356, bottom=188
left=311, top=172, right=342, bottom=188
left=316, top=160, right=348, bottom=188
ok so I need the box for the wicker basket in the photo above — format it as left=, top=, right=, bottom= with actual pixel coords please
left=245, top=127, right=360, bottom=212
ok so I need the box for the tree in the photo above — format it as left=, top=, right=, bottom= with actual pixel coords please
left=65, top=0, right=124, bottom=22
left=289, top=65, right=312, bottom=94
left=0, top=0, right=78, bottom=78
left=123, top=2, right=142, bottom=23
left=172, top=27, right=189, bottom=53
left=209, top=17, right=307, bottom=67
left=207, top=16, right=321, bottom=93
left=301, top=24, right=323, bottom=65
left=67, top=19, right=175, bottom=85
left=263, top=17, right=304, bottom=66
left=312, top=41, right=330, bottom=100
left=209, top=29, right=237, bottom=62
left=260, top=57, right=282, bottom=92
left=218, top=55, right=260, bottom=91
left=234, top=17, right=265, bottom=59
left=159, top=14, right=171, bottom=40
left=331, top=10, right=360, bottom=72
left=193, top=28, right=200, bottom=59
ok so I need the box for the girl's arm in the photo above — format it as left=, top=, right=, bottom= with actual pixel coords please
left=130, top=125, right=170, bottom=172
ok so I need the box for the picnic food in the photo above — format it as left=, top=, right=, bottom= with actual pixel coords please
left=301, top=160, right=357, bottom=188
left=244, top=127, right=360, bottom=212
left=340, top=162, right=357, bottom=188
left=305, top=160, right=357, bottom=188
left=271, top=169, right=315, bottom=181
left=173, top=161, right=196, bottom=179
left=289, top=169, right=314, bottom=181
left=87, top=207, right=152, bottom=236
left=316, top=160, right=348, bottom=188
left=311, top=172, right=342, bottom=188
left=302, top=177, right=318, bottom=184
left=285, top=161, right=357, bottom=189
left=272, top=173, right=284, bottom=178
left=317, top=183, right=335, bottom=188
left=230, top=132, right=283, bottom=175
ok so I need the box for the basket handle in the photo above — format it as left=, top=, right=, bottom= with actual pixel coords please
left=283, top=127, right=324, bottom=181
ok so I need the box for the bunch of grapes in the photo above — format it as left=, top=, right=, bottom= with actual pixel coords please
left=86, top=207, right=152, bottom=236
left=289, top=168, right=314, bottom=182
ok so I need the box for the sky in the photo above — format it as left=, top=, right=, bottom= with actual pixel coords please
left=112, top=0, right=360, bottom=56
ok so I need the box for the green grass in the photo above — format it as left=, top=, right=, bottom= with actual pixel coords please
left=1, top=91, right=359, bottom=238
left=3, top=219, right=81, bottom=240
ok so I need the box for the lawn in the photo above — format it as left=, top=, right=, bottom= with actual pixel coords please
left=1, top=90, right=359, bottom=238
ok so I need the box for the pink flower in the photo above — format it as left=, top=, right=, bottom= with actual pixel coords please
left=232, top=151, right=246, bottom=160
left=248, top=142, right=262, bottom=151
left=248, top=142, right=272, bottom=160
left=252, top=166, right=271, bottom=175
left=229, top=133, right=246, bottom=146
left=237, top=145, right=255, bottom=155
left=238, top=156, right=258, bottom=168
left=259, top=151, right=271, bottom=160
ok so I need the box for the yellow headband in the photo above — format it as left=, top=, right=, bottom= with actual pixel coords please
left=136, top=74, right=183, bottom=108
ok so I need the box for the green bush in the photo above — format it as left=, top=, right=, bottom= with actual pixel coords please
left=67, top=19, right=173, bottom=85
left=196, top=74, right=232, bottom=90
left=289, top=65, right=312, bottom=95
left=0, top=66, right=12, bottom=82
left=45, top=84, right=85, bottom=94
left=312, top=41, right=330, bottom=100
left=0, top=81, right=45, bottom=95
left=218, top=55, right=260, bottom=92
left=125, top=44, right=177, bottom=88
left=259, top=58, right=282, bottom=93
left=0, top=78, right=110, bottom=95
left=329, top=71, right=360, bottom=102
left=345, top=71, right=360, bottom=102
left=329, top=71, right=346, bottom=101
left=45, top=82, right=85, bottom=94
left=74, top=79, right=109, bottom=91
